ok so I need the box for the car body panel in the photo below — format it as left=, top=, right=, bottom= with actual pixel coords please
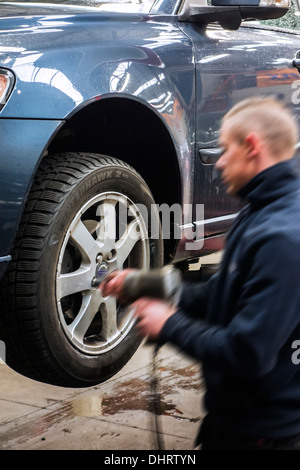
left=0, top=11, right=193, bottom=121
left=0, top=119, right=63, bottom=264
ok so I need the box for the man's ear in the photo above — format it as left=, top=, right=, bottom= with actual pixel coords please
left=244, top=132, right=261, bottom=159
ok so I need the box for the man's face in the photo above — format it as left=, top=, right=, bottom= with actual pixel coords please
left=216, top=122, right=252, bottom=195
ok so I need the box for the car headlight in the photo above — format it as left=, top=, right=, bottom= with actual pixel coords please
left=0, top=69, right=15, bottom=111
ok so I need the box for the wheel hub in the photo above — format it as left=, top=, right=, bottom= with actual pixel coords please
left=91, top=258, right=110, bottom=288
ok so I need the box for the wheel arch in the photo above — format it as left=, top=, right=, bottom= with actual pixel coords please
left=47, top=96, right=183, bottom=262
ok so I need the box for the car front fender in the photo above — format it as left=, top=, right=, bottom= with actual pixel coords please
left=0, top=118, right=63, bottom=260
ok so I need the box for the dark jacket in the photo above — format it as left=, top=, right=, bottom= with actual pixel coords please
left=159, top=160, right=300, bottom=439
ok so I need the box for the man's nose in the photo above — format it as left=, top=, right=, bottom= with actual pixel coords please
left=215, top=156, right=224, bottom=171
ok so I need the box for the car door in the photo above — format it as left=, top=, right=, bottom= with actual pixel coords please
left=179, top=18, right=300, bottom=240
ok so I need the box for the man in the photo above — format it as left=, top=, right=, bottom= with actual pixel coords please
left=101, top=97, right=300, bottom=450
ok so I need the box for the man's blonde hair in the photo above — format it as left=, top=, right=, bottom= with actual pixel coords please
left=222, top=96, right=298, bottom=159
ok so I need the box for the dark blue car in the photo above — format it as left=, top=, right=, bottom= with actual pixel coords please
left=0, top=0, right=299, bottom=386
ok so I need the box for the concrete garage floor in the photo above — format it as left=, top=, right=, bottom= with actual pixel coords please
left=0, top=343, right=205, bottom=451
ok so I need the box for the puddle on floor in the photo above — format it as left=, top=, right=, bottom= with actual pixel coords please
left=71, top=394, right=104, bottom=417
left=70, top=378, right=182, bottom=418
left=71, top=364, right=203, bottom=419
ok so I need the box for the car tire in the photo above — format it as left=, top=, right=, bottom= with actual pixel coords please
left=0, top=153, right=163, bottom=387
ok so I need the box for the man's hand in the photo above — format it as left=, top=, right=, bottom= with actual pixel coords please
left=132, top=298, right=176, bottom=340
left=100, top=269, right=135, bottom=302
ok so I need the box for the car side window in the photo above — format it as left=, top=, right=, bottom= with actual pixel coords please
left=260, top=0, right=300, bottom=30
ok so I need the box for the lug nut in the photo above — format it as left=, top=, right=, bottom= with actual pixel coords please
left=91, top=276, right=99, bottom=288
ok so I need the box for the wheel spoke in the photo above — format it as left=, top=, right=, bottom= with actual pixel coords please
left=56, top=267, right=92, bottom=299
left=101, top=296, right=118, bottom=341
left=70, top=218, right=100, bottom=262
left=116, top=218, right=142, bottom=268
left=97, top=200, right=117, bottom=253
left=67, top=292, right=99, bottom=342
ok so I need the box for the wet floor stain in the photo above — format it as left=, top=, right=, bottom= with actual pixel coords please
left=158, top=364, right=203, bottom=393
left=71, top=364, right=203, bottom=419
left=71, top=394, right=104, bottom=417
left=69, top=377, right=186, bottom=418
left=0, top=363, right=203, bottom=448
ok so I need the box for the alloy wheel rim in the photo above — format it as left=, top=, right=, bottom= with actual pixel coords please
left=56, top=191, right=149, bottom=354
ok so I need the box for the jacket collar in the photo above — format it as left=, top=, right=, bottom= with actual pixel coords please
left=237, top=160, right=300, bottom=205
